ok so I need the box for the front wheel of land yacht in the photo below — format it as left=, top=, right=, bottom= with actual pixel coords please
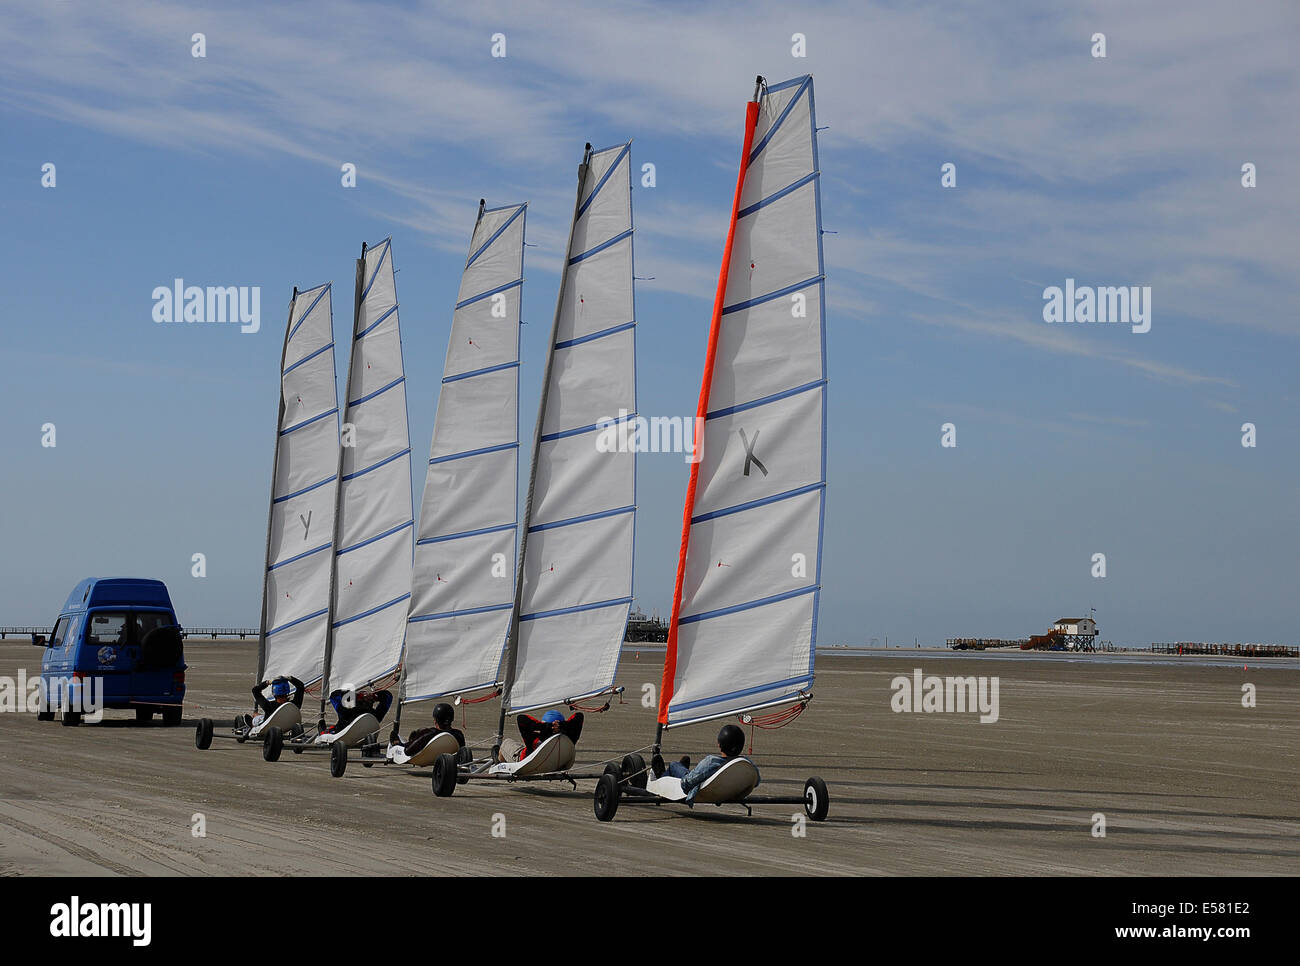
left=431, top=753, right=458, bottom=797
left=329, top=741, right=347, bottom=778
left=594, top=773, right=621, bottom=822
left=195, top=718, right=214, bottom=750
left=803, top=777, right=829, bottom=821
left=262, top=726, right=284, bottom=762
left=621, top=753, right=648, bottom=790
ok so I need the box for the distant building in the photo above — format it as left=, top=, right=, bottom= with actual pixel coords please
left=1053, top=617, right=1097, bottom=637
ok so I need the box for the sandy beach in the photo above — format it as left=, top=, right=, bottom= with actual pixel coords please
left=0, top=641, right=1296, bottom=876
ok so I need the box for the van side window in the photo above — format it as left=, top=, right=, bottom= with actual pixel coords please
left=86, top=612, right=130, bottom=647
left=50, top=618, right=67, bottom=647
left=61, top=615, right=81, bottom=647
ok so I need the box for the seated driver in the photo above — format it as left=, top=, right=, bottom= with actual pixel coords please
left=497, top=709, right=584, bottom=762
left=651, top=724, right=759, bottom=803
left=320, top=687, right=393, bottom=736
left=388, top=702, right=467, bottom=760
left=237, top=675, right=305, bottom=732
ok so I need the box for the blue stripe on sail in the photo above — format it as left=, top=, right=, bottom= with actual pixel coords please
left=577, top=142, right=631, bottom=218
left=678, top=586, right=817, bottom=626
left=539, top=411, right=636, bottom=444
left=670, top=675, right=813, bottom=714
left=360, top=239, right=391, bottom=300
left=568, top=228, right=633, bottom=265
left=283, top=340, right=334, bottom=376
left=266, top=607, right=329, bottom=637
left=268, top=541, right=331, bottom=571
left=748, top=76, right=810, bottom=164
left=455, top=277, right=522, bottom=310
left=722, top=276, right=822, bottom=316
left=409, top=601, right=513, bottom=623
left=483, top=202, right=525, bottom=215
left=764, top=74, right=811, bottom=94
left=554, top=320, right=634, bottom=351
left=281, top=407, right=338, bottom=436
left=519, top=596, right=632, bottom=622
left=737, top=171, right=818, bottom=220
left=443, top=360, right=519, bottom=384
left=348, top=375, right=404, bottom=409
left=706, top=379, right=823, bottom=420
left=429, top=441, right=517, bottom=465
left=336, top=519, right=414, bottom=556
left=287, top=284, right=331, bottom=343
left=527, top=504, right=634, bottom=534
left=356, top=304, right=398, bottom=340
left=332, top=593, right=410, bottom=628
left=417, top=521, right=516, bottom=546
left=273, top=474, right=337, bottom=504
left=691, top=482, right=823, bottom=525
left=341, top=447, right=411, bottom=482
left=467, top=204, right=526, bottom=267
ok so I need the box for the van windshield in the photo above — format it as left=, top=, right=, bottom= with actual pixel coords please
left=86, top=612, right=130, bottom=647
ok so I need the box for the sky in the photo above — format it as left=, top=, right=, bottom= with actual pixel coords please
left=0, top=0, right=1296, bottom=647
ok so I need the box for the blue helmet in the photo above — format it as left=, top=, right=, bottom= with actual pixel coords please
left=542, top=710, right=564, bottom=724
left=271, top=678, right=291, bottom=698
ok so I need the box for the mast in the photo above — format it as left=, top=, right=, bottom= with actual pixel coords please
left=256, top=287, right=296, bottom=683
left=324, top=238, right=415, bottom=703
left=319, top=249, right=365, bottom=723
left=495, top=145, right=592, bottom=758
left=656, top=80, right=764, bottom=749
left=657, top=74, right=826, bottom=742
left=259, top=281, right=340, bottom=707
left=399, top=198, right=526, bottom=735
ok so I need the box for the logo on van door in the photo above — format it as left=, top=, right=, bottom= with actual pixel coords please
left=97, top=646, right=117, bottom=666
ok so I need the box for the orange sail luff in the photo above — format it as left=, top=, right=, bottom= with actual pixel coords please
left=658, top=100, right=761, bottom=724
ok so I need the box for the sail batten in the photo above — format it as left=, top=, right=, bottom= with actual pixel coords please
left=323, top=239, right=415, bottom=697
left=659, top=75, right=826, bottom=730
left=401, top=202, right=526, bottom=705
left=257, top=282, right=341, bottom=690
left=502, top=141, right=637, bottom=715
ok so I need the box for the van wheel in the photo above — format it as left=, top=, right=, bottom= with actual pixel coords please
left=262, top=726, right=284, bottom=762
left=329, top=741, right=347, bottom=778
left=803, top=777, right=830, bottom=822
left=594, top=773, right=621, bottom=822
left=162, top=708, right=182, bottom=727
left=37, top=711, right=54, bottom=722
left=431, top=754, right=458, bottom=797
left=135, top=707, right=154, bottom=724
left=195, top=718, right=214, bottom=750
left=61, top=710, right=82, bottom=727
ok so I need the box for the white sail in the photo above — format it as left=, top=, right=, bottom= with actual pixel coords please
left=325, top=238, right=415, bottom=696
left=257, top=282, right=340, bottom=687
left=403, top=202, right=526, bottom=703
left=661, top=75, right=825, bottom=728
left=506, top=142, right=637, bottom=714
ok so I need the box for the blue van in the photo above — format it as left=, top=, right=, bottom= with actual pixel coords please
left=36, top=577, right=186, bottom=726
